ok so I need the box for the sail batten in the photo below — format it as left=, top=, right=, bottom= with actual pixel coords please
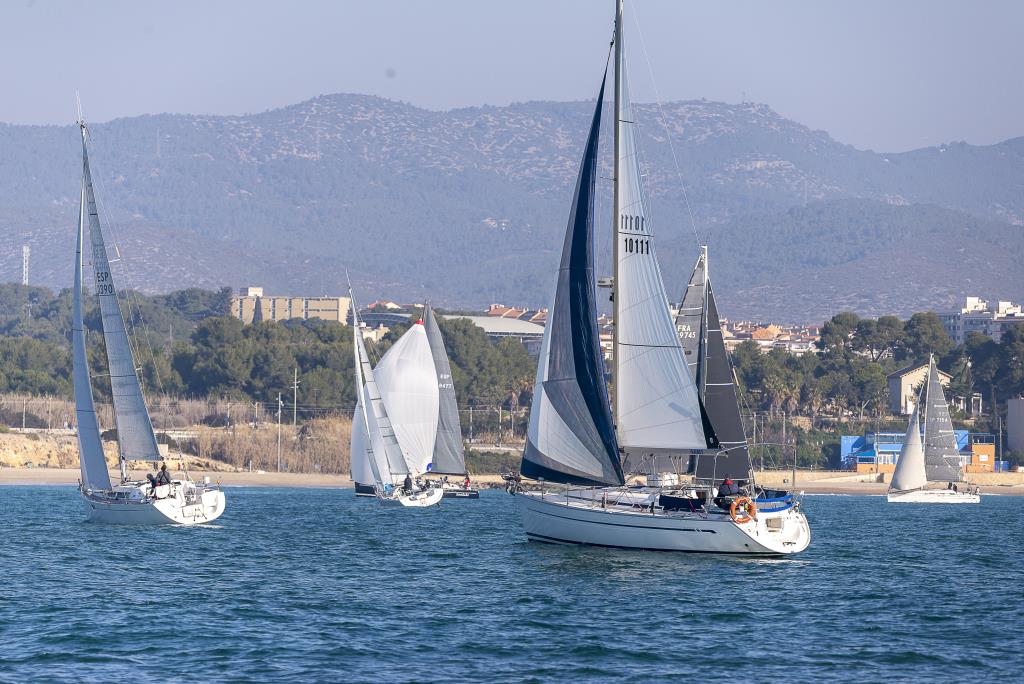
left=72, top=182, right=112, bottom=491
left=521, top=72, right=623, bottom=487
left=423, top=306, right=467, bottom=475
left=81, top=127, right=161, bottom=463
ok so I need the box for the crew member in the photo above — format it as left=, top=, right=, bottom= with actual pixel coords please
left=404, top=473, right=414, bottom=495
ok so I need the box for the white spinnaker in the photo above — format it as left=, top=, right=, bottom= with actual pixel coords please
left=613, top=54, right=706, bottom=452
left=72, top=182, right=112, bottom=491
left=81, top=128, right=161, bottom=462
left=890, top=405, right=927, bottom=492
left=374, top=322, right=439, bottom=475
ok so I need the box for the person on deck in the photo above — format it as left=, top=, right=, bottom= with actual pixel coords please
left=403, top=473, right=413, bottom=495
left=464, top=475, right=471, bottom=490
left=157, top=463, right=171, bottom=486
left=718, top=477, right=740, bottom=497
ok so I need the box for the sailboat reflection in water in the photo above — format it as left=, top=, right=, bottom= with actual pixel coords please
left=74, top=117, right=225, bottom=525
left=505, top=1, right=810, bottom=555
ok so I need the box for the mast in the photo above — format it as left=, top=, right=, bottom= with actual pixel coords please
left=612, top=0, right=623, bottom=430
left=698, top=244, right=709, bottom=397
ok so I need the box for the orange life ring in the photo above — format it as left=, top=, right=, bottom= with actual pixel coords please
left=730, top=496, right=757, bottom=524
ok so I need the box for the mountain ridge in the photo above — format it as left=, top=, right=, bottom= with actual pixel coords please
left=1, top=92, right=1021, bottom=323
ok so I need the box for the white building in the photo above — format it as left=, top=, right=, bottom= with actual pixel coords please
left=939, top=297, right=1024, bottom=345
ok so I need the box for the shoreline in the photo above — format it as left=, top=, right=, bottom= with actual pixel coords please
left=2, top=468, right=1021, bottom=496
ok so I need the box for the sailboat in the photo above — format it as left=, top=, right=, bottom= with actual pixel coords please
left=887, top=356, right=980, bottom=503
left=74, top=119, right=225, bottom=525
left=422, top=305, right=478, bottom=499
left=349, top=290, right=443, bottom=507
left=508, top=1, right=810, bottom=554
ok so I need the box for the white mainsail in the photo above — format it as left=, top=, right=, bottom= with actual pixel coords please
left=612, top=16, right=707, bottom=454
left=922, top=356, right=963, bottom=482
left=890, top=404, right=927, bottom=492
left=80, top=125, right=161, bottom=463
left=373, top=321, right=439, bottom=476
left=348, top=386, right=376, bottom=485
left=72, top=182, right=112, bottom=491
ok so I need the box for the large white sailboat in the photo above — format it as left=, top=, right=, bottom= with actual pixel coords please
left=887, top=356, right=980, bottom=503
left=74, top=119, right=225, bottom=525
left=349, top=290, right=443, bottom=507
left=508, top=1, right=810, bottom=555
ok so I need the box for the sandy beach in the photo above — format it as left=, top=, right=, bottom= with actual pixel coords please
left=4, top=467, right=1021, bottom=495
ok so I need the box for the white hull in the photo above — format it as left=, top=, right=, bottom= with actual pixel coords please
left=887, top=488, right=980, bottom=504
left=82, top=481, right=226, bottom=525
left=379, top=487, right=444, bottom=508
left=515, top=489, right=810, bottom=555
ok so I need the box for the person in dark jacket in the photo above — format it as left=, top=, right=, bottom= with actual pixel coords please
left=156, top=463, right=171, bottom=486
left=403, top=473, right=413, bottom=495
left=718, top=477, right=740, bottom=497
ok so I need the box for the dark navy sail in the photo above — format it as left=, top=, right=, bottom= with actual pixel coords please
left=423, top=304, right=467, bottom=475
left=693, top=282, right=750, bottom=480
left=676, top=252, right=706, bottom=388
left=521, top=73, right=623, bottom=487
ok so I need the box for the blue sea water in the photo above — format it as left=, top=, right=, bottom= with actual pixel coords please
left=0, top=486, right=1021, bottom=683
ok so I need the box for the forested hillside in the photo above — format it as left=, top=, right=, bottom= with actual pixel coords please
left=1, top=94, right=1022, bottom=321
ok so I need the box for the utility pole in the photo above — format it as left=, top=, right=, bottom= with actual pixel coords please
left=277, top=393, right=283, bottom=472
left=22, top=245, right=30, bottom=286
left=292, top=367, right=300, bottom=426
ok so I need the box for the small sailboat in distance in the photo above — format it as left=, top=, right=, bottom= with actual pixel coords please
left=506, top=0, right=809, bottom=554
left=74, top=118, right=225, bottom=524
left=348, top=286, right=443, bottom=507
left=887, top=356, right=980, bottom=503
left=422, top=304, right=478, bottom=499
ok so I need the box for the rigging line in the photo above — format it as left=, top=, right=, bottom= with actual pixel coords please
left=629, top=0, right=703, bottom=250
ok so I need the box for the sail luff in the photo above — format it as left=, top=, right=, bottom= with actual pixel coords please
left=423, top=305, right=467, bottom=475
left=73, top=181, right=112, bottom=491
left=80, top=125, right=161, bottom=464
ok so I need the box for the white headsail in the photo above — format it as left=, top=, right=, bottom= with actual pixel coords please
left=349, top=298, right=410, bottom=486
left=612, top=8, right=708, bottom=454
left=80, top=125, right=161, bottom=463
left=921, top=356, right=963, bottom=482
left=373, top=320, right=439, bottom=476
left=890, top=404, right=927, bottom=492
left=72, top=181, right=112, bottom=490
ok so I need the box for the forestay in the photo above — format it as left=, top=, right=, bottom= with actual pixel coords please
left=613, top=48, right=708, bottom=454
left=72, top=183, right=112, bottom=491
left=81, top=126, right=162, bottom=462
left=521, top=73, right=623, bottom=487
left=423, top=306, right=467, bottom=475
left=922, top=357, right=962, bottom=482
left=891, top=405, right=927, bottom=492
left=374, top=321, right=439, bottom=476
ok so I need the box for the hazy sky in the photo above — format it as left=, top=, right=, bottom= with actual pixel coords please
left=2, top=0, right=1021, bottom=152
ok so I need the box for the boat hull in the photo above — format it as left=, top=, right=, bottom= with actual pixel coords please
left=82, top=484, right=226, bottom=525
left=887, top=489, right=980, bottom=504
left=354, top=482, right=376, bottom=497
left=378, top=487, right=445, bottom=508
left=515, top=489, right=810, bottom=555
left=442, top=487, right=480, bottom=499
